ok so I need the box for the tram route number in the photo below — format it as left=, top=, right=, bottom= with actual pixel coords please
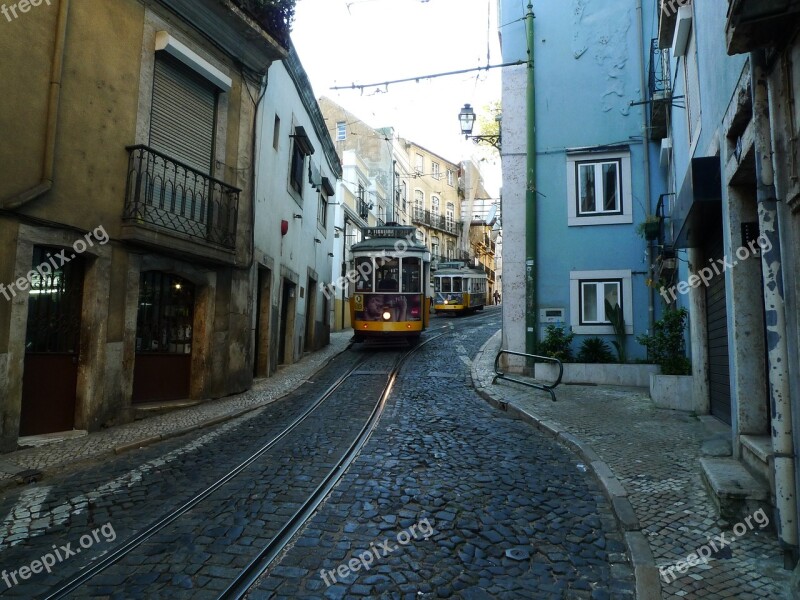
left=354, top=294, right=364, bottom=311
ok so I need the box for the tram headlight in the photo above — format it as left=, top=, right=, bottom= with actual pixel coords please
left=382, top=310, right=392, bottom=321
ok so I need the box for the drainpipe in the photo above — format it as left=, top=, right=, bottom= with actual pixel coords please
left=751, top=48, right=797, bottom=558
left=1, top=0, right=70, bottom=209
left=636, top=0, right=655, bottom=333
left=524, top=2, right=538, bottom=354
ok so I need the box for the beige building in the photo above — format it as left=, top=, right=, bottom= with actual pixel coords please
left=0, top=0, right=286, bottom=450
left=405, top=142, right=462, bottom=268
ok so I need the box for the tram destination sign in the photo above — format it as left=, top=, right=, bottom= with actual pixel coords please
left=364, top=226, right=417, bottom=239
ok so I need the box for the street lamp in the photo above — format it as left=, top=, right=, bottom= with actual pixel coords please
left=458, top=103, right=501, bottom=150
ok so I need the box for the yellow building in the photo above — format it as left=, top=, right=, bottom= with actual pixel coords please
left=0, top=0, right=286, bottom=449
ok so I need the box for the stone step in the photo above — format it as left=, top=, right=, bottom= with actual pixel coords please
left=740, top=434, right=773, bottom=492
left=700, top=456, right=771, bottom=525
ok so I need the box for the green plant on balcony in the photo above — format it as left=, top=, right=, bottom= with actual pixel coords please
left=235, top=0, right=296, bottom=47
left=636, top=307, right=691, bottom=375
left=636, top=214, right=661, bottom=240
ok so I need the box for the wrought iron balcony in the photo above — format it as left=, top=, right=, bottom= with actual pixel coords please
left=648, top=38, right=671, bottom=140
left=124, top=145, right=240, bottom=250
left=410, top=207, right=461, bottom=235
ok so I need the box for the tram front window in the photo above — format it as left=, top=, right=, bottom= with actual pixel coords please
left=376, top=258, right=399, bottom=292
left=402, top=257, right=421, bottom=293
left=355, top=257, right=373, bottom=292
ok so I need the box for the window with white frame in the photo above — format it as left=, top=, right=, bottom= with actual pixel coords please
left=569, top=270, right=633, bottom=335
left=336, top=121, right=346, bottom=141
left=432, top=162, right=440, bottom=179
left=415, top=153, right=424, bottom=174
left=566, top=150, right=632, bottom=226
left=414, top=189, right=424, bottom=220
left=576, top=159, right=622, bottom=216
left=447, top=169, right=454, bottom=186
left=431, top=195, right=440, bottom=216
left=446, top=202, right=454, bottom=231
left=579, top=279, right=620, bottom=324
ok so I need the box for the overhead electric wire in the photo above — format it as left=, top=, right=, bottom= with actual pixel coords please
left=330, top=60, right=525, bottom=93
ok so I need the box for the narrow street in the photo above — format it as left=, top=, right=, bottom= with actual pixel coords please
left=0, top=312, right=633, bottom=598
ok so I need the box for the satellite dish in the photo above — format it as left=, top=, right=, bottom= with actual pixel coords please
left=486, top=204, right=497, bottom=226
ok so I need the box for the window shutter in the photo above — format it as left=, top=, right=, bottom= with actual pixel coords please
left=150, top=55, right=216, bottom=174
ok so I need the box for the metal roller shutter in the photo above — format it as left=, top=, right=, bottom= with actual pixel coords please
left=149, top=54, right=216, bottom=174
left=706, top=233, right=732, bottom=424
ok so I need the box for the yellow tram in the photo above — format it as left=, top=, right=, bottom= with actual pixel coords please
left=349, top=225, right=432, bottom=343
left=433, top=262, right=488, bottom=315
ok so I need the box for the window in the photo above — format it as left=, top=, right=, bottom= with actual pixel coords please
left=273, top=115, right=280, bottom=150
left=289, top=126, right=314, bottom=196
left=432, top=162, right=440, bottom=179
left=576, top=159, right=622, bottom=216
left=290, top=143, right=305, bottom=194
left=414, top=189, right=424, bottom=220
left=336, top=121, right=346, bottom=141
left=579, top=280, right=620, bottom=324
left=431, top=196, right=440, bottom=215
left=684, top=27, right=701, bottom=149
left=447, top=169, right=454, bottom=186
left=318, top=193, right=328, bottom=227
left=569, top=270, right=633, bottom=335
left=402, top=257, right=421, bottom=293
left=446, top=202, right=455, bottom=231
left=355, top=257, right=373, bottom=292
left=566, top=151, right=632, bottom=226
left=415, top=153, right=424, bottom=174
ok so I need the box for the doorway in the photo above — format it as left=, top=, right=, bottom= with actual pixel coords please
left=278, top=279, right=296, bottom=365
left=254, top=267, right=272, bottom=377
left=20, top=247, right=85, bottom=435
left=132, top=271, right=195, bottom=403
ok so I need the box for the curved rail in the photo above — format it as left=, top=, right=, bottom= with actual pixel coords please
left=43, top=356, right=369, bottom=600
left=219, top=332, right=446, bottom=599
left=492, top=349, right=563, bottom=402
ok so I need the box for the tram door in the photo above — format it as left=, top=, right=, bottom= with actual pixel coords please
left=132, top=272, right=195, bottom=403
left=21, top=247, right=85, bottom=435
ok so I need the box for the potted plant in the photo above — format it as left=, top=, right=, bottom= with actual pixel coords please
left=637, top=308, right=695, bottom=411
left=636, top=214, right=661, bottom=240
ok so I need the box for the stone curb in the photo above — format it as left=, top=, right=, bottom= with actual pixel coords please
left=0, top=339, right=353, bottom=495
left=470, top=332, right=662, bottom=600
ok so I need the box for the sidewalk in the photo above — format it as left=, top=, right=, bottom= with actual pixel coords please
left=0, top=331, right=353, bottom=493
left=471, top=330, right=794, bottom=599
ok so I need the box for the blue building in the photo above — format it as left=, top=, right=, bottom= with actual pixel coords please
left=498, top=0, right=666, bottom=363
left=657, top=0, right=800, bottom=563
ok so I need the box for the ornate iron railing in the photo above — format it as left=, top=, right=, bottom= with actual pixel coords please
left=124, top=145, right=240, bottom=249
left=648, top=38, right=671, bottom=99
left=410, top=207, right=461, bottom=235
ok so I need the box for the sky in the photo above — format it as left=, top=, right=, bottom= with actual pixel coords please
left=290, top=0, right=502, bottom=196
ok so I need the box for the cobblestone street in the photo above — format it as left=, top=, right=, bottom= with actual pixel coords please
left=0, top=313, right=637, bottom=598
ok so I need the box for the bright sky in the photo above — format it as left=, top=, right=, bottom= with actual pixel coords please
left=290, top=0, right=502, bottom=196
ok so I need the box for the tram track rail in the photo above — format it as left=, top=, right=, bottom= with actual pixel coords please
left=42, top=333, right=445, bottom=599
left=221, top=332, right=445, bottom=599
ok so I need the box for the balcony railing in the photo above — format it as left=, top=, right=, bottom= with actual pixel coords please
left=411, top=207, right=461, bottom=235
left=648, top=38, right=671, bottom=140
left=124, top=145, right=240, bottom=249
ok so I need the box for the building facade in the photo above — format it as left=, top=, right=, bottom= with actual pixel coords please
left=252, top=45, right=341, bottom=376
left=655, top=0, right=800, bottom=558
left=499, top=0, right=665, bottom=360
left=0, top=0, right=308, bottom=451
